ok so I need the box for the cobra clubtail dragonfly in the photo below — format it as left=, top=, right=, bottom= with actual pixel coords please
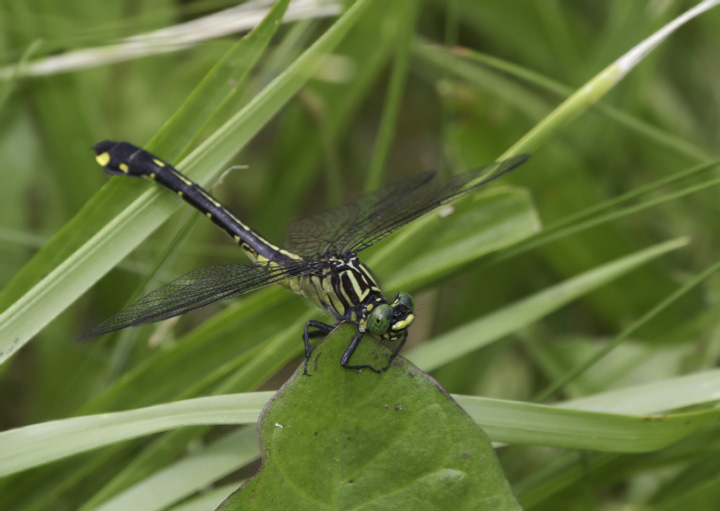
left=84, top=141, right=528, bottom=372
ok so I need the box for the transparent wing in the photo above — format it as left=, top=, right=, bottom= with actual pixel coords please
left=285, top=155, right=529, bottom=257
left=347, top=154, right=529, bottom=253
left=79, top=260, right=316, bottom=339
left=285, top=170, right=434, bottom=258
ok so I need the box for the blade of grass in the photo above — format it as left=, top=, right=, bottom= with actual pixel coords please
left=428, top=43, right=712, bottom=162
left=535, top=256, right=720, bottom=401
left=496, top=161, right=720, bottom=262
left=502, top=0, right=720, bottom=157
left=557, top=369, right=720, bottom=415
left=149, top=0, right=292, bottom=161
left=0, top=0, right=342, bottom=80
left=457, top=397, right=718, bottom=453
left=0, top=393, right=273, bottom=477
left=363, top=0, right=419, bottom=191
left=3, top=376, right=718, bottom=479
left=93, top=428, right=258, bottom=511
left=407, top=238, right=688, bottom=371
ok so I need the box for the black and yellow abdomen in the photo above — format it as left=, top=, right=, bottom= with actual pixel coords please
left=93, top=141, right=382, bottom=324
left=93, top=141, right=300, bottom=264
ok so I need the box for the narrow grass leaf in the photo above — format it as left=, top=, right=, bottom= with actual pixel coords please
left=537, top=256, right=720, bottom=400
left=503, top=0, right=720, bottom=157
left=557, top=369, right=720, bottom=415
left=0, top=393, right=272, bottom=477
left=6, top=370, right=717, bottom=481
left=407, top=238, right=688, bottom=370
left=457, top=396, right=718, bottom=452
left=93, top=428, right=258, bottom=511
left=364, top=0, right=419, bottom=191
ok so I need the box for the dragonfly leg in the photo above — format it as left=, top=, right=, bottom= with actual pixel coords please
left=340, top=329, right=371, bottom=371
left=343, top=329, right=408, bottom=373
left=303, top=320, right=334, bottom=375
left=379, top=330, right=408, bottom=372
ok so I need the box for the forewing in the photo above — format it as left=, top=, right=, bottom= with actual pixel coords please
left=287, top=155, right=528, bottom=257
left=285, top=171, right=435, bottom=257
left=79, top=260, right=312, bottom=339
left=343, top=155, right=526, bottom=252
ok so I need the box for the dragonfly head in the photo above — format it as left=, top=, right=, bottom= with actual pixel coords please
left=366, top=292, right=415, bottom=339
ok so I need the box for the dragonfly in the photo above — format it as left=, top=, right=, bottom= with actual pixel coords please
left=84, top=141, right=529, bottom=373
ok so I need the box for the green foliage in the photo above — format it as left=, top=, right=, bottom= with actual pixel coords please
left=1, top=0, right=720, bottom=510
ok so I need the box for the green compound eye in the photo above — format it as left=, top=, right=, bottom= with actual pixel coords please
left=396, top=292, right=414, bottom=311
left=367, top=303, right=393, bottom=335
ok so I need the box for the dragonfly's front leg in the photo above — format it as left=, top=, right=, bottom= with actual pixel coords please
left=303, top=320, right=334, bottom=375
left=342, top=329, right=408, bottom=373
left=340, top=329, right=370, bottom=371
left=380, top=330, right=408, bottom=372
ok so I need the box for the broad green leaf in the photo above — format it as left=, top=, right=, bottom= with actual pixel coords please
left=218, top=323, right=521, bottom=511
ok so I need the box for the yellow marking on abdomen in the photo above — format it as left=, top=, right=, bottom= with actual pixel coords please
left=240, top=242, right=258, bottom=260
left=198, top=188, right=222, bottom=207
left=279, top=248, right=303, bottom=260
left=226, top=211, right=250, bottom=230
left=169, top=168, right=193, bottom=186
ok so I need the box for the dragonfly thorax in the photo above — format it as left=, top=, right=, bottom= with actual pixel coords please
left=290, top=254, right=414, bottom=337
left=292, top=254, right=378, bottom=318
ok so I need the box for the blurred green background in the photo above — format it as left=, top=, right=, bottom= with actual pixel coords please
left=1, top=0, right=720, bottom=509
